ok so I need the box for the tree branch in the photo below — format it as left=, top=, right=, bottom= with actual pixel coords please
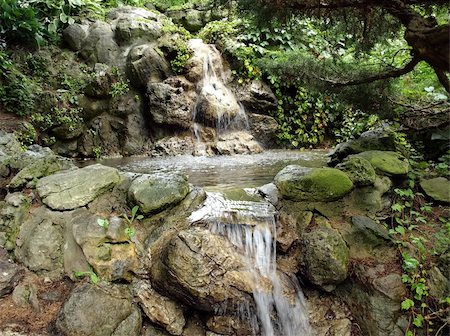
left=434, top=68, right=450, bottom=93
left=321, top=55, right=420, bottom=87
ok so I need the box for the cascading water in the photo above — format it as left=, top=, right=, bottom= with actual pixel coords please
left=190, top=192, right=312, bottom=336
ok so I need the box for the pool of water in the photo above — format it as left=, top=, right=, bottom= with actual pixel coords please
left=87, top=150, right=329, bottom=193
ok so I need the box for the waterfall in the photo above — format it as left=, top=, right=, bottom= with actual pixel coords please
left=190, top=192, right=312, bottom=336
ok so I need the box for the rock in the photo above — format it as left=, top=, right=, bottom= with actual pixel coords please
left=8, top=156, right=75, bottom=189
left=122, top=111, right=153, bottom=156
left=214, top=131, right=263, bottom=155
left=112, top=306, right=142, bottom=336
left=9, top=145, right=55, bottom=171
left=353, top=151, right=409, bottom=176
left=0, top=249, right=24, bottom=297
left=428, top=266, right=449, bottom=298
left=14, top=207, right=65, bottom=276
left=63, top=23, right=89, bottom=51
left=0, top=131, right=23, bottom=157
left=56, top=283, right=140, bottom=336
left=36, top=164, right=120, bottom=210
left=257, top=183, right=279, bottom=205
left=235, top=80, right=277, bottom=114
left=12, top=281, right=39, bottom=311
left=127, top=44, right=171, bottom=89
left=420, top=177, right=450, bottom=203
left=71, top=209, right=141, bottom=281
left=329, top=126, right=399, bottom=165
left=0, top=192, right=31, bottom=250
left=147, top=77, right=196, bottom=129
left=248, top=113, right=279, bottom=149
left=336, top=155, right=376, bottom=186
left=85, top=63, right=115, bottom=98
left=80, top=21, right=120, bottom=66
left=151, top=136, right=195, bottom=157
left=302, top=227, right=349, bottom=291
left=275, top=166, right=353, bottom=202
left=134, top=280, right=186, bottom=335
left=151, top=228, right=255, bottom=312
left=79, top=95, right=110, bottom=120
left=128, top=173, right=189, bottom=214
left=346, top=176, right=392, bottom=214
left=206, top=315, right=254, bottom=336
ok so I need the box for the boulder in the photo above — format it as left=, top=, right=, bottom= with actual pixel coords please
left=134, top=280, right=186, bottom=335
left=420, top=177, right=450, bottom=203
left=235, top=80, right=277, bottom=114
left=0, top=249, right=24, bottom=297
left=346, top=176, right=392, bottom=214
left=353, top=151, right=409, bottom=176
left=248, top=113, right=279, bottom=149
left=336, top=155, right=376, bottom=186
left=84, top=63, right=115, bottom=98
left=302, top=227, right=349, bottom=291
left=56, top=283, right=141, bottom=336
left=126, top=44, right=171, bottom=89
left=151, top=228, right=255, bottom=312
left=80, top=21, right=120, bottom=66
left=214, top=131, right=263, bottom=155
left=275, top=166, right=353, bottom=202
left=8, top=156, right=75, bottom=189
left=0, top=131, right=23, bottom=157
left=9, top=145, right=55, bottom=171
left=36, top=164, right=120, bottom=210
left=329, top=126, right=399, bottom=165
left=63, top=23, right=89, bottom=51
left=128, top=173, right=189, bottom=214
left=147, top=77, right=196, bottom=129
left=0, top=192, right=31, bottom=250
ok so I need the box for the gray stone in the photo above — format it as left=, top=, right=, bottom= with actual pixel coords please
left=235, top=79, right=277, bottom=114
left=0, top=250, right=24, bottom=297
left=12, top=281, right=39, bottom=311
left=420, top=177, right=450, bottom=203
left=0, top=192, right=31, bottom=251
left=302, top=227, right=349, bottom=291
left=248, top=113, right=279, bottom=149
left=346, top=176, right=392, bottom=214
left=9, top=145, right=55, bottom=171
left=214, top=131, right=263, bottom=155
left=63, top=23, right=89, bottom=51
left=257, top=183, right=279, bottom=205
left=9, top=156, right=75, bottom=189
left=147, top=77, right=196, bottom=130
left=0, top=131, right=23, bottom=157
left=275, top=165, right=353, bottom=202
left=84, top=63, right=114, bottom=98
left=127, top=44, right=171, bottom=89
left=56, top=283, right=140, bottom=336
left=128, top=173, right=189, bottom=214
left=134, top=280, right=185, bottom=335
left=80, top=21, right=120, bottom=66
left=36, top=164, right=120, bottom=210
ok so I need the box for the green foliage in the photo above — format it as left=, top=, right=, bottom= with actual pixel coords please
left=109, top=67, right=130, bottom=98
left=169, top=39, right=191, bottom=74
left=74, top=270, right=98, bottom=284
left=97, top=218, right=110, bottom=229
left=0, top=67, right=38, bottom=116
left=121, top=205, right=144, bottom=239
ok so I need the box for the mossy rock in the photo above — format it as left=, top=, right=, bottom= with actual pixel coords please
left=275, top=165, right=353, bottom=202
left=420, top=177, right=450, bottom=203
left=336, top=156, right=376, bottom=186
left=353, top=150, right=409, bottom=176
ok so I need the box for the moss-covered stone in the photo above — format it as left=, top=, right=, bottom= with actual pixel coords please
left=275, top=165, right=353, bottom=202
left=353, top=150, right=409, bottom=176
left=420, top=177, right=450, bottom=203
left=336, top=156, right=376, bottom=186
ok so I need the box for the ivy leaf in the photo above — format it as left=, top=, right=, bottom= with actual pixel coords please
left=395, top=226, right=406, bottom=235
left=401, top=298, right=414, bottom=310
left=413, top=314, right=424, bottom=327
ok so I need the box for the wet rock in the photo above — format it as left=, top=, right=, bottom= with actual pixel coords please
left=353, top=151, right=409, bottom=176
left=128, top=173, right=189, bottom=214
left=134, top=280, right=186, bottom=335
left=275, top=166, right=353, bottom=202
left=151, top=228, right=255, bottom=312
left=36, top=164, right=120, bottom=210
left=56, top=283, right=140, bottom=336
left=248, top=113, right=278, bottom=149
left=420, top=177, right=450, bottom=203
left=8, top=156, right=75, bottom=189
left=126, top=44, right=171, bottom=88
left=302, top=227, right=349, bottom=291
left=427, top=266, right=449, bottom=298
left=214, top=131, right=263, bottom=155
left=0, top=249, right=24, bottom=297
left=336, top=155, right=376, bottom=186
left=257, top=183, right=279, bottom=205
left=147, top=77, right=196, bottom=130
left=235, top=80, right=277, bottom=114
left=206, top=315, right=254, bottom=336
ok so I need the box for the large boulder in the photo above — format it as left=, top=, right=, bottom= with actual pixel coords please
left=147, top=77, right=196, bottom=129
left=214, top=131, right=263, bottom=155
left=234, top=80, right=277, bottom=114
left=420, top=177, right=450, bottom=203
left=128, top=173, right=189, bottom=214
left=248, top=113, right=279, bottom=149
left=0, top=192, right=31, bottom=250
left=80, top=21, right=120, bottom=66
left=353, top=151, right=409, bottom=176
left=36, top=164, right=120, bottom=210
left=56, top=283, right=141, bottom=336
left=302, top=227, right=350, bottom=291
left=63, top=23, right=89, bottom=51
left=275, top=166, right=353, bottom=202
left=336, top=155, right=376, bottom=187
left=346, top=176, right=392, bottom=214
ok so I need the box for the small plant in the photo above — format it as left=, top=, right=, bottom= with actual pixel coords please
left=121, top=205, right=143, bottom=239
left=74, top=270, right=98, bottom=284
left=97, top=217, right=109, bottom=229
left=93, top=146, right=102, bottom=160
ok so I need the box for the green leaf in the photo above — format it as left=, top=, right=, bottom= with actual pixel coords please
left=401, top=298, right=414, bottom=310
left=406, top=331, right=413, bottom=336
left=90, top=272, right=98, bottom=284
left=97, top=218, right=109, bottom=229
left=125, top=227, right=135, bottom=238
left=136, top=215, right=144, bottom=220
left=413, top=314, right=424, bottom=327
left=395, top=226, right=406, bottom=235
left=131, top=205, right=139, bottom=217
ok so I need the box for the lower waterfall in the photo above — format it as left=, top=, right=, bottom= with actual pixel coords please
left=190, top=192, right=312, bottom=336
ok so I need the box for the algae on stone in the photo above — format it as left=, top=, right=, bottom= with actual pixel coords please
left=353, top=151, right=409, bottom=176
left=420, top=177, right=450, bottom=203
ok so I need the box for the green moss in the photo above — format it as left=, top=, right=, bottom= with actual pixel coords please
left=337, top=155, right=376, bottom=186
left=354, top=150, right=409, bottom=176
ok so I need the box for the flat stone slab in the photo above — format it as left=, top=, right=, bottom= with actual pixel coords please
left=36, top=164, right=120, bottom=210
left=420, top=177, right=450, bottom=203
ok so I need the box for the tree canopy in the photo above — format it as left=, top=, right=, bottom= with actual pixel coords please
left=225, top=0, right=450, bottom=92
